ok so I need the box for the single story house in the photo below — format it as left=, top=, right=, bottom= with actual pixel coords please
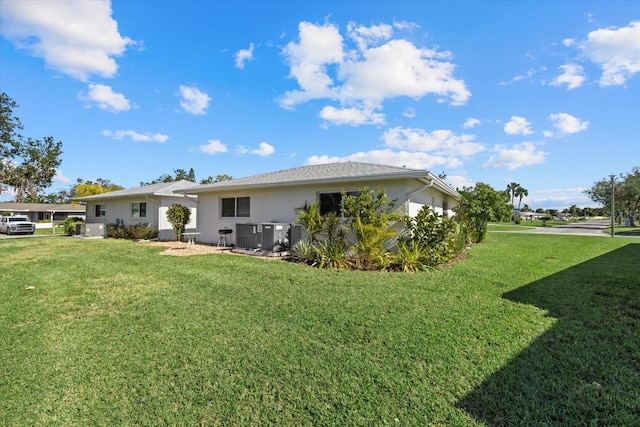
left=77, top=180, right=198, bottom=240
left=0, top=202, right=86, bottom=222
left=176, top=162, right=460, bottom=247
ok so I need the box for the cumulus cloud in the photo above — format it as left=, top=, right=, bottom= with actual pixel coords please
left=382, top=127, right=485, bottom=157
left=483, top=142, right=547, bottom=170
left=463, top=117, right=481, bottom=129
left=102, top=129, right=168, bottom=143
left=548, top=113, right=589, bottom=134
left=235, top=43, right=254, bottom=69
left=0, top=0, right=134, bottom=81
left=578, top=20, right=640, bottom=86
left=178, top=85, right=212, bottom=115
left=279, top=20, right=470, bottom=125
left=306, top=149, right=457, bottom=170
left=320, top=105, right=385, bottom=126
left=54, top=170, right=71, bottom=185
left=79, top=83, right=131, bottom=112
left=504, top=116, right=534, bottom=135
left=550, top=64, right=585, bottom=90
left=198, top=139, right=227, bottom=154
left=237, top=142, right=275, bottom=156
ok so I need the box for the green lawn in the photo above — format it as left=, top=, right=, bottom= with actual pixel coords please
left=1, top=234, right=639, bottom=425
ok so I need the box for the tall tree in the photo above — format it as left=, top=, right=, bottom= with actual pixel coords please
left=0, top=93, right=63, bottom=201
left=584, top=168, right=639, bottom=226
left=506, top=182, right=519, bottom=207
left=456, top=182, right=511, bottom=243
left=515, top=185, right=528, bottom=210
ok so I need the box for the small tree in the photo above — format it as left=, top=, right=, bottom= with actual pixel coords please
left=455, top=182, right=511, bottom=243
left=166, top=203, right=191, bottom=242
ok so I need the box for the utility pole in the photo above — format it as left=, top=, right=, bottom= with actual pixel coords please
left=610, top=174, right=615, bottom=237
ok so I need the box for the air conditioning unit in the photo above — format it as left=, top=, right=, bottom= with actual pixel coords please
left=84, top=223, right=105, bottom=237
left=235, top=223, right=291, bottom=253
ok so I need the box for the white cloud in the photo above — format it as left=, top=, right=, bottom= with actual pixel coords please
left=504, top=116, right=534, bottom=135
left=279, top=20, right=470, bottom=118
left=550, top=64, right=585, bottom=90
left=235, top=43, right=254, bottom=69
left=445, top=174, right=474, bottom=190
left=79, top=83, right=131, bottom=112
left=320, top=105, right=385, bottom=126
left=548, top=113, right=589, bottom=134
left=499, top=69, right=535, bottom=86
left=279, top=21, right=344, bottom=109
left=483, top=142, right=547, bottom=170
left=0, top=0, right=134, bottom=81
left=54, top=170, right=71, bottom=185
left=237, top=142, right=275, bottom=156
left=178, top=85, right=211, bottom=115
left=402, top=107, right=416, bottom=118
left=579, top=20, right=640, bottom=86
left=198, top=139, right=227, bottom=154
left=346, top=21, right=393, bottom=50
left=463, top=117, right=481, bottom=129
left=306, top=149, right=456, bottom=170
left=102, top=129, right=168, bottom=143
left=382, top=126, right=485, bottom=157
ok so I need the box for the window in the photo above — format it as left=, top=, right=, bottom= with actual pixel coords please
left=131, top=202, right=147, bottom=218
left=221, top=197, right=250, bottom=218
left=319, top=191, right=357, bottom=216
left=95, top=204, right=106, bottom=217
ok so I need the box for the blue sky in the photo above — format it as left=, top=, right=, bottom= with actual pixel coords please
left=1, top=0, right=639, bottom=209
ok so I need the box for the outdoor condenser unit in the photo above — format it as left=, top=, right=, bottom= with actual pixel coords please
left=235, top=223, right=291, bottom=252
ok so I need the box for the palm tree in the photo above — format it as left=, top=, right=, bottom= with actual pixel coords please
left=506, top=182, right=519, bottom=207
left=515, top=186, right=528, bottom=210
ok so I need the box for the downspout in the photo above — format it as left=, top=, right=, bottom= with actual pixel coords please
left=405, top=179, right=433, bottom=216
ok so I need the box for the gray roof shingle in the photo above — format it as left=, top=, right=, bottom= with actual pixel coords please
left=183, top=162, right=432, bottom=192
left=76, top=180, right=199, bottom=201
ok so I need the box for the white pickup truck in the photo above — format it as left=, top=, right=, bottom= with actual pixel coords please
left=0, top=215, right=36, bottom=235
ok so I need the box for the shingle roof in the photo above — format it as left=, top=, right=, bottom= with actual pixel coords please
left=178, top=161, right=460, bottom=199
left=76, top=180, right=199, bottom=201
left=183, top=162, right=433, bottom=192
left=0, top=202, right=85, bottom=212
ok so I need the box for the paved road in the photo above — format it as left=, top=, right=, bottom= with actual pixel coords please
left=497, top=221, right=612, bottom=237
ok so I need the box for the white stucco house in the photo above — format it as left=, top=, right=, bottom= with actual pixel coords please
left=176, top=162, right=460, bottom=247
left=77, top=180, right=198, bottom=240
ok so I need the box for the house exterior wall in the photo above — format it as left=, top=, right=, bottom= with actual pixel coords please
left=195, top=178, right=458, bottom=245
left=84, top=196, right=197, bottom=240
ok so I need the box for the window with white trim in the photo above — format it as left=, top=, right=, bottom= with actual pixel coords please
left=131, top=202, right=147, bottom=218
left=221, top=197, right=250, bottom=218
left=95, top=204, right=106, bottom=217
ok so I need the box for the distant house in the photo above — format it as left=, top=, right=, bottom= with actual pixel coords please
left=77, top=180, right=199, bottom=241
left=176, top=162, right=461, bottom=246
left=0, top=202, right=85, bottom=222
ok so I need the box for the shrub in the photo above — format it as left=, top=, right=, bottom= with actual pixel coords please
left=386, top=240, right=433, bottom=273
left=106, top=224, right=158, bottom=240
left=313, top=240, right=350, bottom=270
left=290, top=239, right=317, bottom=264
left=62, top=216, right=84, bottom=235
left=166, top=203, right=191, bottom=242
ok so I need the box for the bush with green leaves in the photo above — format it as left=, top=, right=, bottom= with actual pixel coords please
left=106, top=224, right=158, bottom=240
left=455, top=182, right=511, bottom=243
left=166, top=203, right=191, bottom=242
left=290, top=239, right=317, bottom=264
left=62, top=216, right=84, bottom=235
left=293, top=188, right=468, bottom=272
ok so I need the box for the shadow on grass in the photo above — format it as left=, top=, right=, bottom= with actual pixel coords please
left=458, top=243, right=640, bottom=426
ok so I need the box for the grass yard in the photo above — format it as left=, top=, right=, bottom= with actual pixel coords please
left=1, top=234, right=639, bottom=426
